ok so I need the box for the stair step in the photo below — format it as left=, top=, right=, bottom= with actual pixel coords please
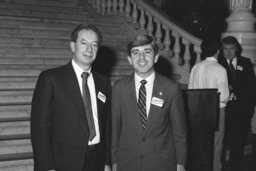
left=0, top=57, right=69, bottom=66
left=1, top=0, right=79, bottom=8
left=0, top=105, right=31, bottom=119
left=0, top=159, right=33, bottom=168
left=0, top=37, right=69, bottom=48
left=0, top=152, right=33, bottom=162
left=0, top=142, right=32, bottom=156
left=0, top=6, right=91, bottom=21
left=0, top=134, right=30, bottom=141
left=0, top=90, right=33, bottom=104
left=0, top=122, right=30, bottom=137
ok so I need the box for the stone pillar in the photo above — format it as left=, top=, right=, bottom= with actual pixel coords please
left=222, top=0, right=256, bottom=71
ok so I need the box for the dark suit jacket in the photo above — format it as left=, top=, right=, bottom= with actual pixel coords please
left=111, top=73, right=187, bottom=171
left=219, top=56, right=256, bottom=118
left=31, top=62, right=111, bottom=171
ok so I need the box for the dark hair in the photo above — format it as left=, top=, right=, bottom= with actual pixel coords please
left=201, top=38, right=220, bottom=57
left=221, top=36, right=242, bottom=55
left=70, top=24, right=103, bottom=45
left=127, top=35, right=159, bottom=56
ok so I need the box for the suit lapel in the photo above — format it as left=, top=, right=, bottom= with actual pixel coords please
left=145, top=74, right=166, bottom=133
left=62, top=62, right=88, bottom=131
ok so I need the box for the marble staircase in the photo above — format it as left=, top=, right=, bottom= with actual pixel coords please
left=0, top=0, right=137, bottom=170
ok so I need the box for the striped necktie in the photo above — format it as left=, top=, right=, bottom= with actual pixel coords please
left=81, top=72, right=96, bottom=141
left=138, top=80, right=147, bottom=130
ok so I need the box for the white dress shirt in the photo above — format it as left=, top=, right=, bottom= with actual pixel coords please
left=188, top=57, right=229, bottom=108
left=135, top=72, right=155, bottom=116
left=72, top=60, right=100, bottom=145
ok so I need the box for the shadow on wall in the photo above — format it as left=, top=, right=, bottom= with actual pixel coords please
left=92, top=45, right=117, bottom=76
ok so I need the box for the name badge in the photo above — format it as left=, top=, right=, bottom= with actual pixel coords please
left=237, top=65, right=243, bottom=71
left=151, top=97, right=164, bottom=107
left=98, top=91, right=106, bottom=103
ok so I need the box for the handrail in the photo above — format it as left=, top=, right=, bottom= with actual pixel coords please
left=86, top=0, right=203, bottom=83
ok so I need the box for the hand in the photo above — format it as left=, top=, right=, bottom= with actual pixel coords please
left=112, top=163, right=117, bottom=171
left=177, top=164, right=186, bottom=171
left=104, top=165, right=111, bottom=171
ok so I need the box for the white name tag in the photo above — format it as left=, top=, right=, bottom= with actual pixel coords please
left=151, top=97, right=164, bottom=107
left=97, top=91, right=106, bottom=103
left=237, top=65, right=243, bottom=71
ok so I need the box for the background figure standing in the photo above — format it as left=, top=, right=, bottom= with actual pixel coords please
left=188, top=38, right=229, bottom=171
left=219, top=36, right=256, bottom=171
left=31, top=24, right=111, bottom=171
left=111, top=35, right=187, bottom=171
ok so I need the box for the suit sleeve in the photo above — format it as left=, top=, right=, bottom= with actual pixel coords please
left=111, top=83, right=122, bottom=164
left=31, top=71, right=55, bottom=171
left=170, top=84, right=187, bottom=165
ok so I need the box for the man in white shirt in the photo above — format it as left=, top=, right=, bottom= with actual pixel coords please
left=189, top=38, right=229, bottom=171
left=111, top=35, right=187, bottom=171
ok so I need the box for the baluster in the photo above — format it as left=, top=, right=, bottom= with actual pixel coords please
left=119, top=0, right=124, bottom=13
left=155, top=19, right=162, bottom=48
left=139, top=7, right=146, bottom=33
left=125, top=0, right=132, bottom=22
left=107, top=0, right=112, bottom=14
left=113, top=0, right=117, bottom=14
left=101, top=0, right=106, bottom=15
left=96, top=0, right=101, bottom=13
left=92, top=0, right=96, bottom=8
left=172, top=32, right=181, bottom=65
left=182, top=39, right=191, bottom=72
left=194, top=45, right=202, bottom=64
left=163, top=26, right=171, bottom=52
left=131, top=2, right=138, bottom=25
left=146, top=14, right=153, bottom=36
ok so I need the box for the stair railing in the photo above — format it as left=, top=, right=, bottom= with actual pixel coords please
left=86, top=0, right=202, bottom=72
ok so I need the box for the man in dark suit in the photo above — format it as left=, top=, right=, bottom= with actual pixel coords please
left=111, top=35, right=187, bottom=171
left=219, top=36, right=256, bottom=171
left=31, top=24, right=111, bottom=171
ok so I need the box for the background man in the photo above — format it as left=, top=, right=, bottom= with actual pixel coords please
left=219, top=36, right=256, bottom=171
left=188, top=38, right=229, bottom=171
left=111, top=35, right=187, bottom=171
left=31, top=24, right=111, bottom=171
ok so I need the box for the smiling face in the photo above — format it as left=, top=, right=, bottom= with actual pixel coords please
left=70, top=29, right=99, bottom=71
left=128, top=44, right=159, bottom=78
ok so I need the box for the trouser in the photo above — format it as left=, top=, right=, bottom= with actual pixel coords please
left=224, top=102, right=251, bottom=171
left=213, top=108, right=225, bottom=171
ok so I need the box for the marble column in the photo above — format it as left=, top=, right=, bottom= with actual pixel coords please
left=222, top=0, right=256, bottom=72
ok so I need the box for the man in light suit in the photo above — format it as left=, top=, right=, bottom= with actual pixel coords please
left=31, top=24, right=111, bottom=171
left=219, top=36, right=256, bottom=171
left=111, top=35, right=187, bottom=171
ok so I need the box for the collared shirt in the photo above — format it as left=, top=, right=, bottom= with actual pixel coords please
left=188, top=57, right=229, bottom=108
left=227, top=57, right=237, bottom=69
left=72, top=59, right=100, bottom=145
left=135, top=72, right=155, bottom=116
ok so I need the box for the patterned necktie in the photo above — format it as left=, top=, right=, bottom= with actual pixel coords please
left=81, top=72, right=96, bottom=141
left=138, top=80, right=147, bottom=130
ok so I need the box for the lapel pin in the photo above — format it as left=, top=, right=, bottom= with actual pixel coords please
left=159, top=92, right=162, bottom=96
